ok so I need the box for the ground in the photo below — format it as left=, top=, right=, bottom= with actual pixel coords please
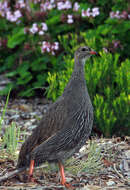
left=0, top=97, right=130, bottom=190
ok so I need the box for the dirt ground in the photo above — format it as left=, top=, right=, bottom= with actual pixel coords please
left=0, top=98, right=130, bottom=190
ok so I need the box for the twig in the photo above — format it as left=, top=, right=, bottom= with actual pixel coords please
left=0, top=167, right=26, bottom=183
left=0, top=185, right=65, bottom=190
left=113, top=163, right=128, bottom=184
left=0, top=164, right=48, bottom=183
left=101, top=142, right=125, bottom=152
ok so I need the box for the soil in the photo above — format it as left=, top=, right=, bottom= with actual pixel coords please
left=0, top=97, right=129, bottom=190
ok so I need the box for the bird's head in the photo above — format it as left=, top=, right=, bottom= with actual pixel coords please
left=75, top=46, right=97, bottom=64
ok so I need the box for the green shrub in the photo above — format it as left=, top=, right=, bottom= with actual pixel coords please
left=0, top=88, right=11, bottom=132
left=0, top=88, right=21, bottom=157
left=2, top=122, right=21, bottom=155
left=0, top=0, right=129, bottom=96
left=46, top=35, right=129, bottom=137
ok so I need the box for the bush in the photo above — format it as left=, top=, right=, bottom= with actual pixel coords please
left=46, top=35, right=130, bottom=137
left=0, top=0, right=129, bottom=96
left=0, top=1, right=129, bottom=136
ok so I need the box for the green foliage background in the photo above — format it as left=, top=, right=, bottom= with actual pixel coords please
left=0, top=0, right=129, bottom=136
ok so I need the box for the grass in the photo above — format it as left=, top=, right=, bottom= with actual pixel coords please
left=66, top=140, right=103, bottom=175
left=2, top=122, right=21, bottom=156
left=0, top=88, right=11, bottom=131
left=0, top=88, right=21, bottom=159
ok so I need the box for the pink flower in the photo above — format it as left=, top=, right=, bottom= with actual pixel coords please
left=92, top=7, right=100, bottom=17
left=39, top=30, right=44, bottom=35
left=82, top=8, right=91, bottom=17
left=67, top=15, right=73, bottom=24
left=115, top=11, right=121, bottom=19
left=50, top=0, right=54, bottom=3
left=6, top=11, right=17, bottom=22
left=40, top=1, right=55, bottom=11
left=82, top=10, right=86, bottom=17
left=41, top=41, right=59, bottom=55
left=109, top=10, right=129, bottom=19
left=52, top=42, right=59, bottom=50
left=86, top=8, right=91, bottom=17
left=57, top=2, right=63, bottom=10
left=41, top=41, right=51, bottom=53
left=120, top=11, right=128, bottom=19
left=57, top=0, right=72, bottom=10
left=14, top=10, right=22, bottom=19
left=16, top=0, right=25, bottom=8
left=65, top=0, right=72, bottom=9
left=82, top=7, right=99, bottom=17
left=5, top=9, right=22, bottom=22
left=110, top=11, right=115, bottom=18
left=30, top=23, right=38, bottom=34
left=103, top=48, right=108, bottom=53
left=41, top=23, right=48, bottom=31
left=73, top=2, right=80, bottom=11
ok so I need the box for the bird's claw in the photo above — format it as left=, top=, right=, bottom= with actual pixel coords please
left=62, top=182, right=75, bottom=189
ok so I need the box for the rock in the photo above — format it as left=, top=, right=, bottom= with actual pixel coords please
left=106, top=180, right=116, bottom=186
left=28, top=125, right=37, bottom=131
left=24, top=121, right=32, bottom=128
left=66, top=177, right=73, bottom=183
left=19, top=104, right=32, bottom=112
left=0, top=74, right=11, bottom=91
left=10, top=114, right=20, bottom=120
left=125, top=150, right=130, bottom=159
left=80, top=185, right=102, bottom=190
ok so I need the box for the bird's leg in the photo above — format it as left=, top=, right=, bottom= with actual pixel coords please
left=58, top=162, right=73, bottom=189
left=28, top=160, right=35, bottom=182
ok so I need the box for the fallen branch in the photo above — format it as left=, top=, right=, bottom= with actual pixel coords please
left=0, top=164, right=48, bottom=183
left=113, top=163, right=124, bottom=180
left=0, top=185, right=65, bottom=190
left=0, top=167, right=26, bottom=183
left=113, top=163, right=129, bottom=185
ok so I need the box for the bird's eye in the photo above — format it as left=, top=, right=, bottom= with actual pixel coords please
left=81, top=47, right=87, bottom=52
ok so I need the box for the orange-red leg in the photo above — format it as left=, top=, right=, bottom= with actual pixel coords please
left=28, top=160, right=35, bottom=182
left=58, top=162, right=74, bottom=189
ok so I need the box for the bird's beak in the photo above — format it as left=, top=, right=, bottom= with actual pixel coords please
left=89, top=51, right=97, bottom=55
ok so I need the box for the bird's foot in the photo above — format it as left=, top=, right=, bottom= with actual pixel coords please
left=61, top=182, right=74, bottom=189
left=28, top=175, right=36, bottom=183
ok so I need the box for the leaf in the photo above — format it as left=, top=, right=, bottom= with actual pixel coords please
left=97, top=25, right=112, bottom=35
left=17, top=72, right=32, bottom=85
left=102, top=158, right=113, bottom=167
left=7, top=28, right=25, bottom=48
left=46, top=13, right=60, bottom=26
left=31, top=57, right=48, bottom=71
left=6, top=71, right=17, bottom=77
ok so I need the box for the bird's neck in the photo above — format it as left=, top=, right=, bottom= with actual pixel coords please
left=71, top=57, right=86, bottom=82
left=63, top=57, right=89, bottom=99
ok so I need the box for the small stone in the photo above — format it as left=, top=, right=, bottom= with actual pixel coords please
left=106, top=180, right=116, bottom=186
left=28, top=125, right=37, bottom=131
left=66, top=177, right=73, bottom=183
left=21, top=113, right=31, bottom=119
left=24, top=121, right=32, bottom=128
left=19, top=104, right=32, bottom=112
left=30, top=112, right=38, bottom=116
left=10, top=114, right=20, bottom=120
left=81, top=185, right=102, bottom=190
left=125, top=150, right=130, bottom=159
left=80, top=145, right=87, bottom=153
left=43, top=105, right=49, bottom=113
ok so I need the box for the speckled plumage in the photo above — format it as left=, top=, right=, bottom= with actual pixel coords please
left=17, top=46, right=94, bottom=169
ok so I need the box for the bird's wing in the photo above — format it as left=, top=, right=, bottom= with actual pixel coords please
left=31, top=105, right=93, bottom=164
left=17, top=96, right=68, bottom=167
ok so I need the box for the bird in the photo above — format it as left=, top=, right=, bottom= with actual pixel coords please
left=17, top=46, right=97, bottom=188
